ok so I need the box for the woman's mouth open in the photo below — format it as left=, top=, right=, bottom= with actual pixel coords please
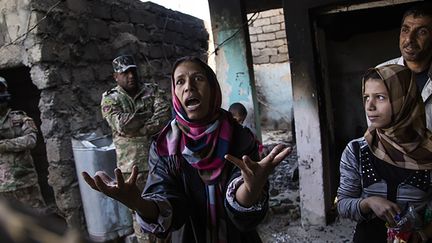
left=185, top=97, right=201, bottom=111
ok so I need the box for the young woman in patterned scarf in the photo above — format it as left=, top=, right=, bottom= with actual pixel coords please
left=337, top=64, right=432, bottom=243
left=82, top=56, right=291, bottom=243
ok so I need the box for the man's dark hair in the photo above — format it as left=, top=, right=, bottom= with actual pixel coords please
left=402, top=2, right=432, bottom=22
left=228, top=102, right=247, bottom=118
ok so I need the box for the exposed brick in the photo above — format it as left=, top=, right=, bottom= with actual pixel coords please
left=276, top=30, right=286, bottom=39
left=253, top=18, right=270, bottom=27
left=249, top=26, right=263, bottom=35
left=271, top=15, right=285, bottom=24
left=278, top=45, right=288, bottom=54
left=253, top=55, right=269, bottom=64
left=261, top=48, right=278, bottom=56
left=263, top=24, right=280, bottom=33
left=260, top=9, right=280, bottom=18
left=249, top=35, right=257, bottom=42
left=267, top=39, right=285, bottom=48
left=251, top=42, right=266, bottom=50
left=251, top=47, right=260, bottom=57
left=258, top=33, right=276, bottom=41
left=270, top=54, right=289, bottom=63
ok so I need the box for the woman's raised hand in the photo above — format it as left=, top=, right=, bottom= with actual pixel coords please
left=81, top=165, right=142, bottom=210
left=224, top=144, right=291, bottom=207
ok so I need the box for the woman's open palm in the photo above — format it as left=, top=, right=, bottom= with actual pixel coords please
left=225, top=144, right=291, bottom=192
left=81, top=165, right=141, bottom=209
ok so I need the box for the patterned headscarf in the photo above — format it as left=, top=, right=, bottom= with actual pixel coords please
left=156, top=56, right=233, bottom=242
left=363, top=64, right=432, bottom=170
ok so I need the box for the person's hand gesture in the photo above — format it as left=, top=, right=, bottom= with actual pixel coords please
left=224, top=144, right=291, bottom=207
left=360, top=196, right=401, bottom=226
left=81, top=165, right=142, bottom=210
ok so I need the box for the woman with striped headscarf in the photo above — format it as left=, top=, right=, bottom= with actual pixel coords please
left=337, top=64, right=432, bottom=242
left=82, top=56, right=291, bottom=242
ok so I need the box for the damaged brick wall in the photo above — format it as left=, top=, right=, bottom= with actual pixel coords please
left=247, top=9, right=293, bottom=131
left=0, top=0, right=208, bottom=227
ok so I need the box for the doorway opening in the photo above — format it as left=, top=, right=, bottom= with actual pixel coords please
left=311, top=1, right=420, bottom=218
left=0, top=66, right=54, bottom=205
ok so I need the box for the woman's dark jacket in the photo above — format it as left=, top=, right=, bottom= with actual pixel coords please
left=137, top=123, right=268, bottom=243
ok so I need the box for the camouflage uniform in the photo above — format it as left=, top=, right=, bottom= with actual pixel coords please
left=0, top=109, right=45, bottom=208
left=101, top=83, right=171, bottom=176
left=102, top=83, right=170, bottom=243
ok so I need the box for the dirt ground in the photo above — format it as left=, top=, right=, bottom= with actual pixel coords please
left=258, top=130, right=356, bottom=243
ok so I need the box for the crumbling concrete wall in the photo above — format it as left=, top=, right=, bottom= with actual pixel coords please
left=248, top=9, right=293, bottom=131
left=0, top=0, right=208, bottom=227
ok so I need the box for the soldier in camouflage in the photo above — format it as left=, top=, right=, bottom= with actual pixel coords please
left=101, top=55, right=171, bottom=243
left=0, top=76, right=45, bottom=209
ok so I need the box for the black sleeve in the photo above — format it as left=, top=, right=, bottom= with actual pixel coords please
left=142, top=141, right=189, bottom=236
left=224, top=124, right=268, bottom=231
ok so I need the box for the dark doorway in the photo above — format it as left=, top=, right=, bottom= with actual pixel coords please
left=0, top=67, right=54, bottom=205
left=311, top=1, right=420, bottom=216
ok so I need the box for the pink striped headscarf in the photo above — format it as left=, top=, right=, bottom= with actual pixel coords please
left=156, top=56, right=234, bottom=184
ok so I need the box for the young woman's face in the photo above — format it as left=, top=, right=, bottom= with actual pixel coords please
left=363, top=78, right=392, bottom=128
left=174, top=61, right=211, bottom=120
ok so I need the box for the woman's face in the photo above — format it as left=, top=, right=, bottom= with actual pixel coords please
left=363, top=78, right=392, bottom=128
left=174, top=61, right=211, bottom=120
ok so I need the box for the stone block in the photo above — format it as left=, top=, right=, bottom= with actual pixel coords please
left=111, top=5, right=129, bottom=22
left=267, top=39, right=285, bottom=48
left=258, top=33, right=276, bottom=42
left=30, top=64, right=60, bottom=89
left=278, top=45, right=288, bottom=54
left=88, top=19, right=109, bottom=40
left=252, top=18, right=270, bottom=27
left=270, top=54, right=289, bottom=63
left=59, top=18, right=80, bottom=43
left=130, top=9, right=147, bottom=24
left=271, top=15, right=285, bottom=24
left=261, top=48, right=278, bottom=56
left=249, top=26, right=263, bottom=35
left=90, top=1, right=111, bottom=19
left=253, top=55, right=269, bottom=64
left=45, top=137, right=73, bottom=162
left=135, top=24, right=150, bottom=42
left=250, top=35, right=257, bottom=42
left=276, top=30, right=286, bottom=39
left=263, top=24, right=281, bottom=33
left=260, top=9, right=281, bottom=18
left=72, top=67, right=95, bottom=85
left=82, top=42, right=100, bottom=61
left=148, top=44, right=164, bottom=59
left=40, top=41, right=70, bottom=62
left=251, top=41, right=266, bottom=50
left=66, top=0, right=88, bottom=14
left=109, top=22, right=135, bottom=36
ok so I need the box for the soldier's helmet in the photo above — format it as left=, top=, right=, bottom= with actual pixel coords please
left=112, top=55, right=137, bottom=73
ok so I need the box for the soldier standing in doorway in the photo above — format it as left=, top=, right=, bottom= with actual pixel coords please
left=101, top=55, right=171, bottom=243
left=0, top=76, right=46, bottom=210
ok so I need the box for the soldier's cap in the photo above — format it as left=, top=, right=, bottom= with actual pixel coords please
left=0, top=76, right=6, bottom=88
left=112, top=55, right=137, bottom=73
